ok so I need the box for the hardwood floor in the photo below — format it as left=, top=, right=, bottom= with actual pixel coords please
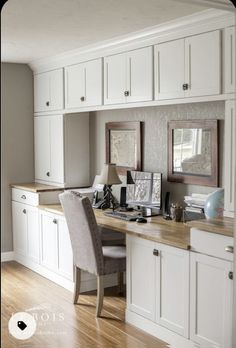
left=1, top=262, right=167, bottom=348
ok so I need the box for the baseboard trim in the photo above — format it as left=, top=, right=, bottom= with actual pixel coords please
left=1, top=251, right=15, bottom=262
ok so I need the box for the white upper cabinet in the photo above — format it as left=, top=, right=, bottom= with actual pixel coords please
left=155, top=30, right=221, bottom=100
left=34, top=113, right=90, bottom=187
left=104, top=46, right=153, bottom=105
left=34, top=115, right=64, bottom=184
left=155, top=39, right=185, bottom=100
left=34, top=69, right=64, bottom=113
left=65, top=58, right=102, bottom=109
left=185, top=30, right=221, bottom=97
left=224, top=26, right=235, bottom=94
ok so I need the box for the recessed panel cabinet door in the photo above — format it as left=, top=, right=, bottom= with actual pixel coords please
left=49, top=116, right=64, bottom=184
left=57, top=218, right=73, bottom=280
left=127, top=236, right=156, bottom=321
left=156, top=245, right=189, bottom=337
left=126, top=46, right=153, bottom=103
left=155, top=39, right=185, bottom=100
left=104, top=53, right=126, bottom=105
left=190, top=252, right=233, bottom=348
left=40, top=213, right=58, bottom=271
left=34, top=117, right=51, bottom=182
left=12, top=201, right=27, bottom=256
left=34, top=69, right=63, bottom=112
left=27, top=205, right=40, bottom=263
left=65, top=63, right=85, bottom=108
left=185, top=30, right=221, bottom=97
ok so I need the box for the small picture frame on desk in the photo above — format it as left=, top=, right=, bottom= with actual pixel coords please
left=105, top=121, right=142, bottom=175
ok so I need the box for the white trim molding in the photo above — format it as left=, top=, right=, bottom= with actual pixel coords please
left=1, top=252, right=15, bottom=262
left=29, top=9, right=235, bottom=73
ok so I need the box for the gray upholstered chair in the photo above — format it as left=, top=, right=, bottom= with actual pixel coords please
left=59, top=191, right=126, bottom=317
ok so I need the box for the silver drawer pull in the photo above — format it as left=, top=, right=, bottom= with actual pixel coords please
left=225, top=246, right=234, bottom=253
left=21, top=195, right=26, bottom=199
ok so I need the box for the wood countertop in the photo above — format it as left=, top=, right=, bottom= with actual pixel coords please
left=186, top=217, right=234, bottom=237
left=11, top=183, right=65, bottom=193
left=38, top=204, right=191, bottom=250
left=38, top=204, right=234, bottom=249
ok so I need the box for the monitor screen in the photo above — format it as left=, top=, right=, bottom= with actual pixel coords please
left=126, top=171, right=162, bottom=208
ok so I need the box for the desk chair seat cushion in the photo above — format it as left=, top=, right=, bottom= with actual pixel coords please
left=102, top=246, right=126, bottom=275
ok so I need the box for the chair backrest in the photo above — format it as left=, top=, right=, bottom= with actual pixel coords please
left=59, top=191, right=104, bottom=276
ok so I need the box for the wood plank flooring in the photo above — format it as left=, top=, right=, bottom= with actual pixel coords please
left=1, top=262, right=167, bottom=348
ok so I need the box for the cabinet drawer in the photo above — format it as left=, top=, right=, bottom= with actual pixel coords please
left=12, top=188, right=39, bottom=206
left=190, top=228, right=234, bottom=261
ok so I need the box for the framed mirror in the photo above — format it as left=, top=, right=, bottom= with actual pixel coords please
left=168, top=120, right=219, bottom=186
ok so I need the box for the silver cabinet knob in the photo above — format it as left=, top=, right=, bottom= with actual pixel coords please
left=23, top=209, right=27, bottom=214
left=225, top=246, right=234, bottom=253
left=153, top=249, right=159, bottom=256
left=124, top=91, right=130, bottom=97
left=229, top=271, right=233, bottom=280
left=80, top=96, right=85, bottom=102
left=53, top=219, right=57, bottom=224
left=46, top=101, right=50, bottom=106
left=21, top=195, right=26, bottom=199
left=46, top=172, right=50, bottom=177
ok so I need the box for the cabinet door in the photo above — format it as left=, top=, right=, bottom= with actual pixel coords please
left=12, top=201, right=27, bottom=256
left=57, top=218, right=73, bottom=280
left=126, top=46, right=153, bottom=103
left=224, top=100, right=235, bottom=215
left=224, top=26, right=235, bottom=94
left=185, top=30, right=221, bottom=97
left=126, top=235, right=156, bottom=320
left=156, top=244, right=189, bottom=337
left=34, top=69, right=64, bottom=112
left=190, top=252, right=233, bottom=348
left=49, top=115, right=64, bottom=184
left=65, top=63, right=85, bottom=108
left=40, top=213, right=58, bottom=271
left=155, top=39, right=185, bottom=100
left=27, top=206, right=40, bottom=263
left=34, top=72, right=50, bottom=112
left=34, top=117, right=51, bottom=181
left=84, top=59, right=102, bottom=106
left=104, top=53, right=126, bottom=105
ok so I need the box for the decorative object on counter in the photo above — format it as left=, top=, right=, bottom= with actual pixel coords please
left=105, top=121, right=142, bottom=175
left=170, top=203, right=183, bottom=222
left=97, top=163, right=122, bottom=210
left=168, top=120, right=219, bottom=186
left=204, top=188, right=224, bottom=219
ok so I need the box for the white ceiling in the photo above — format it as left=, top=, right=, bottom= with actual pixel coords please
left=1, top=0, right=233, bottom=63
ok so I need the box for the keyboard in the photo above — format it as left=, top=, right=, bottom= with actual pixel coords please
left=104, top=211, right=140, bottom=221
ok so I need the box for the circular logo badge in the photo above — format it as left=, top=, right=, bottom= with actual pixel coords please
left=8, top=312, right=36, bottom=340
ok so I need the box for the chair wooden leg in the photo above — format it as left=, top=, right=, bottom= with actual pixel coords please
left=96, top=275, right=104, bottom=317
left=73, top=266, right=81, bottom=304
left=118, top=272, right=124, bottom=294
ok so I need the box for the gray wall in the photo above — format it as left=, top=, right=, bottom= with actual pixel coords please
left=90, top=101, right=225, bottom=202
left=1, top=63, right=34, bottom=253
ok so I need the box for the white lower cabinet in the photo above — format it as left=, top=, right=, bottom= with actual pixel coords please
left=190, top=252, right=233, bottom=348
left=127, top=235, right=189, bottom=337
left=12, top=201, right=39, bottom=263
left=39, top=210, right=73, bottom=280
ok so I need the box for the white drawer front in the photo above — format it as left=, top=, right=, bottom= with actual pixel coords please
left=190, top=228, right=234, bottom=261
left=12, top=188, right=39, bottom=206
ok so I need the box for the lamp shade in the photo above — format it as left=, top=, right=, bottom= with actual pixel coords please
left=98, top=163, right=122, bottom=185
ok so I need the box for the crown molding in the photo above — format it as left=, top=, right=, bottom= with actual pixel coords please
left=29, top=8, right=235, bottom=73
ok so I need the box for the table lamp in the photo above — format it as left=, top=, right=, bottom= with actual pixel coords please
left=97, top=163, right=122, bottom=210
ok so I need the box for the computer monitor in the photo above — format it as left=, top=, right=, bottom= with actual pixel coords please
left=126, top=171, right=162, bottom=209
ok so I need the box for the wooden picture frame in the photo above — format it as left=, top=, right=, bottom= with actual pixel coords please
left=168, top=120, right=219, bottom=186
left=105, top=121, right=142, bottom=175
